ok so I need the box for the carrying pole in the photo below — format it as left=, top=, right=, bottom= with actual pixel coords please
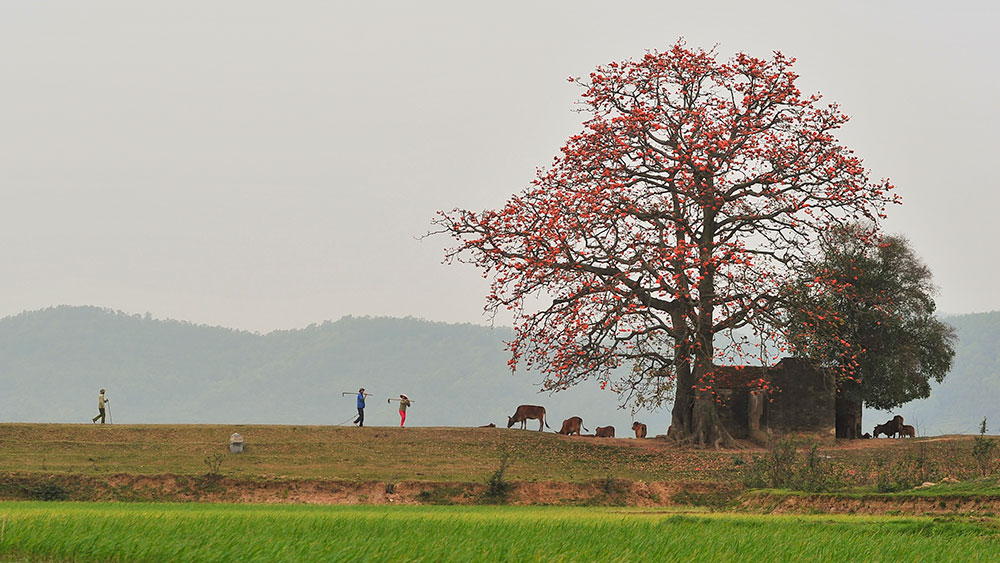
left=106, top=399, right=112, bottom=424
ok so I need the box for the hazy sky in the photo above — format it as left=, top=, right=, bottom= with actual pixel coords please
left=2, top=1, right=997, bottom=332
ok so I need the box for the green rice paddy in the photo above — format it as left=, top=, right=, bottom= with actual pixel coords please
left=1, top=502, right=998, bottom=562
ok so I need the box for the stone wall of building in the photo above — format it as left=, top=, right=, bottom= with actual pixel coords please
left=767, top=357, right=837, bottom=436
left=710, top=358, right=837, bottom=440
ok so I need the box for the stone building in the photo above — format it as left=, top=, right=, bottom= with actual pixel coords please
left=709, top=357, right=856, bottom=442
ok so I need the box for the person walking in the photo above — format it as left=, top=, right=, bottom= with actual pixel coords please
left=353, top=388, right=369, bottom=427
left=398, top=394, right=411, bottom=427
left=92, top=388, right=108, bottom=424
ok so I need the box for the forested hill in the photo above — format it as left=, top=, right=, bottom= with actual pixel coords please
left=0, top=306, right=661, bottom=431
left=2, top=306, right=997, bottom=435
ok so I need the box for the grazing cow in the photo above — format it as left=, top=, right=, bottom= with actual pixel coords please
left=557, top=416, right=588, bottom=436
left=873, top=422, right=897, bottom=438
left=899, top=424, right=915, bottom=438
left=594, top=426, right=615, bottom=438
left=632, top=422, right=647, bottom=439
left=507, top=405, right=551, bottom=431
left=861, top=432, right=872, bottom=439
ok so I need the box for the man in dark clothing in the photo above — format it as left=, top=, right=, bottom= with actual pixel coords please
left=353, top=388, right=369, bottom=427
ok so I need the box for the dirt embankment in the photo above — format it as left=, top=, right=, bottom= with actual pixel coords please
left=741, top=492, right=1000, bottom=516
left=0, top=472, right=740, bottom=507
left=7, top=473, right=1000, bottom=515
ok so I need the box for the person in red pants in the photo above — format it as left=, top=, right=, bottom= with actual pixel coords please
left=398, top=394, right=411, bottom=427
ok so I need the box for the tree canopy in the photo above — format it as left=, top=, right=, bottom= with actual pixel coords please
left=435, top=40, right=899, bottom=446
left=784, top=225, right=956, bottom=411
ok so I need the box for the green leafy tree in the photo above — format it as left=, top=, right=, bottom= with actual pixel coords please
left=784, top=224, right=956, bottom=411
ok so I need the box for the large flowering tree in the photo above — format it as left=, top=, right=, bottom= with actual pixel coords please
left=433, top=41, right=899, bottom=447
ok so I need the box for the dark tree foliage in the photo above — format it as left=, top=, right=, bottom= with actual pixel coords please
left=783, top=224, right=956, bottom=410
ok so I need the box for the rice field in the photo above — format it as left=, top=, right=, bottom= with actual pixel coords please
left=1, top=502, right=999, bottom=562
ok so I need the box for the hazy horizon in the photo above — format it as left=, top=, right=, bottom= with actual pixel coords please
left=3, top=303, right=997, bottom=336
left=3, top=1, right=998, bottom=333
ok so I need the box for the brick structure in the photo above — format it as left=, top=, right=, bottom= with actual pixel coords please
left=709, top=357, right=840, bottom=442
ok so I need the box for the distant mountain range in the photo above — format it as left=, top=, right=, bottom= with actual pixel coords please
left=1, top=306, right=996, bottom=436
left=0, top=306, right=664, bottom=433
left=877, top=311, right=1000, bottom=435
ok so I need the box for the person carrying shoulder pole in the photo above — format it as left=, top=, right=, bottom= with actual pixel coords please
left=391, top=394, right=412, bottom=427
left=353, top=388, right=370, bottom=427
left=92, top=388, right=108, bottom=424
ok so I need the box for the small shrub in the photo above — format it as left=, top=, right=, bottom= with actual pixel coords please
left=587, top=475, right=626, bottom=506
left=912, top=442, right=938, bottom=484
left=197, top=454, right=226, bottom=492
left=874, top=457, right=898, bottom=493
left=204, top=453, right=224, bottom=475
left=870, top=449, right=936, bottom=493
left=742, top=439, right=843, bottom=492
left=742, top=439, right=797, bottom=489
left=600, top=475, right=622, bottom=496
left=482, top=447, right=515, bottom=503
left=416, top=486, right=462, bottom=505
left=768, top=440, right=797, bottom=488
left=972, top=418, right=997, bottom=477
left=27, top=481, right=69, bottom=501
left=0, top=477, right=70, bottom=501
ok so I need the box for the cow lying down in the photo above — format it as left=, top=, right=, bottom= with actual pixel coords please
left=594, top=426, right=615, bottom=438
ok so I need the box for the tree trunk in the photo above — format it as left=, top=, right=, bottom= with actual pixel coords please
left=666, top=199, right=738, bottom=447
left=668, top=363, right=740, bottom=449
left=667, top=366, right=694, bottom=441
left=690, top=387, right=739, bottom=449
left=667, top=309, right=693, bottom=441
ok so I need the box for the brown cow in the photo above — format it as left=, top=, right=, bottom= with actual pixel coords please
left=873, top=423, right=894, bottom=438
left=892, top=415, right=904, bottom=435
left=557, top=416, right=588, bottom=436
left=873, top=422, right=897, bottom=438
left=507, top=405, right=550, bottom=431
left=594, top=426, right=615, bottom=438
left=632, top=422, right=647, bottom=438
left=479, top=423, right=496, bottom=428
left=899, top=424, right=915, bottom=438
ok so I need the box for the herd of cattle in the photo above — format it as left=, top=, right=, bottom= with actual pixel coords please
left=498, top=405, right=917, bottom=441
left=501, top=404, right=648, bottom=439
